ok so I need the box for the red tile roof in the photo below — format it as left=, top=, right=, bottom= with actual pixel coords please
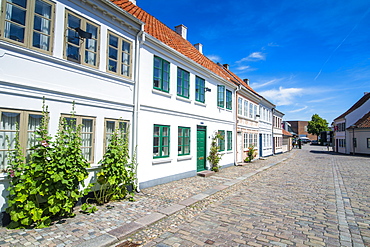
left=334, top=93, right=370, bottom=120
left=282, top=129, right=293, bottom=136
left=354, top=111, right=370, bottom=128
left=111, top=0, right=252, bottom=88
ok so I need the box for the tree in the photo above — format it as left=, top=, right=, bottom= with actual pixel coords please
left=307, top=114, right=330, bottom=140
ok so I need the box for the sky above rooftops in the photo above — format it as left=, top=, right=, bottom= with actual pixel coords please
left=137, top=0, right=370, bottom=123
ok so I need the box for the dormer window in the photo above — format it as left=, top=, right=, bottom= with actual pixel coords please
left=64, top=10, right=100, bottom=67
left=1, top=0, right=55, bottom=53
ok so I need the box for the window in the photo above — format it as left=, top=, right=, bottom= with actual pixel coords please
left=107, top=32, right=132, bottom=78
left=226, top=90, right=232, bottom=110
left=153, top=56, right=170, bottom=92
left=178, top=127, right=190, bottom=155
left=217, top=85, right=225, bottom=107
left=65, top=10, right=100, bottom=67
left=249, top=103, right=253, bottom=118
left=227, top=131, right=232, bottom=150
left=0, top=109, right=43, bottom=170
left=244, top=101, right=248, bottom=117
left=104, top=119, right=128, bottom=150
left=254, top=105, right=257, bottom=119
left=238, top=98, right=243, bottom=115
left=62, top=115, right=95, bottom=163
left=254, top=134, right=258, bottom=147
left=153, top=125, right=170, bottom=158
left=243, top=133, right=248, bottom=149
left=195, top=76, right=205, bottom=103
left=249, top=133, right=253, bottom=147
left=218, top=130, right=225, bottom=151
left=367, top=138, right=370, bottom=148
left=1, top=0, right=55, bottom=53
left=177, top=68, right=190, bottom=98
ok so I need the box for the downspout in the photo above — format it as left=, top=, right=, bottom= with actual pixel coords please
left=234, top=84, right=242, bottom=166
left=132, top=24, right=145, bottom=192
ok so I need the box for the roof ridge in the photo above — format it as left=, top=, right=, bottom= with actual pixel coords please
left=334, top=93, right=370, bottom=120
left=110, top=0, right=245, bottom=85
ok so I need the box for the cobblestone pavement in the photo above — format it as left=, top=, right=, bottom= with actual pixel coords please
left=0, top=145, right=293, bottom=247
left=124, top=145, right=370, bottom=247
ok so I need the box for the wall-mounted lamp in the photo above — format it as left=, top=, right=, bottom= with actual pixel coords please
left=204, top=87, right=211, bottom=92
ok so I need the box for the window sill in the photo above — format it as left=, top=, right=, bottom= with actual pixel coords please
left=177, top=155, right=193, bottom=161
left=152, top=158, right=172, bottom=165
left=226, top=151, right=233, bottom=154
left=176, top=96, right=192, bottom=103
left=194, top=101, right=207, bottom=107
left=152, top=89, right=172, bottom=98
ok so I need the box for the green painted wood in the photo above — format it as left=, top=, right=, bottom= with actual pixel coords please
left=197, top=126, right=207, bottom=172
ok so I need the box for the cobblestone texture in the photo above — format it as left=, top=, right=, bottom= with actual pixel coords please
left=126, top=146, right=370, bottom=247
left=1, top=145, right=370, bottom=247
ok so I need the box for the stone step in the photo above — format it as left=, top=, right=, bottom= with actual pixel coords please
left=197, top=170, right=215, bottom=177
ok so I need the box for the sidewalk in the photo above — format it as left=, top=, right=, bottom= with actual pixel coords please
left=0, top=149, right=298, bottom=247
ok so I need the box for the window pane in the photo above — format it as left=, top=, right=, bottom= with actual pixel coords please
left=122, top=40, right=130, bottom=52
left=121, top=65, right=129, bottom=76
left=86, top=23, right=97, bottom=39
left=6, top=3, right=26, bottom=25
left=1, top=112, right=20, bottom=130
left=82, top=119, right=93, bottom=132
left=121, top=53, right=129, bottom=64
left=67, top=44, right=79, bottom=61
left=109, top=35, right=118, bottom=48
left=4, top=22, right=25, bottom=43
left=85, top=51, right=96, bottom=65
left=32, top=32, right=49, bottom=50
left=9, top=0, right=27, bottom=8
left=35, top=0, right=51, bottom=18
left=109, top=47, right=118, bottom=60
left=108, top=60, right=117, bottom=72
left=85, top=39, right=96, bottom=52
left=67, top=29, right=79, bottom=45
left=33, top=15, right=50, bottom=34
left=68, top=14, right=80, bottom=29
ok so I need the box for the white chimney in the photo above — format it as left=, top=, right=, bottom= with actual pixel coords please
left=129, top=0, right=136, bottom=4
left=223, top=64, right=230, bottom=70
left=175, top=24, right=187, bottom=40
left=243, top=79, right=250, bottom=85
left=194, top=43, right=203, bottom=54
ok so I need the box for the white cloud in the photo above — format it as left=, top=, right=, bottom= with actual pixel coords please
left=206, top=55, right=222, bottom=62
left=259, top=87, right=303, bottom=106
left=237, top=52, right=266, bottom=62
left=268, top=42, right=280, bottom=47
left=250, top=78, right=283, bottom=89
left=289, top=106, right=308, bottom=113
left=236, top=65, right=251, bottom=70
left=307, top=97, right=335, bottom=103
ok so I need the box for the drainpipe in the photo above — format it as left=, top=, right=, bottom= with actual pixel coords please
left=132, top=24, right=145, bottom=192
left=234, top=84, right=242, bottom=166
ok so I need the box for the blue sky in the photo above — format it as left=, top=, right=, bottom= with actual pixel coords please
left=138, top=0, right=370, bottom=123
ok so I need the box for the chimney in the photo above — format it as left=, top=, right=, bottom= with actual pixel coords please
left=129, top=0, right=136, bottom=4
left=223, top=64, right=229, bottom=70
left=365, top=92, right=369, bottom=95
left=175, top=24, right=187, bottom=39
left=194, top=43, right=203, bottom=54
left=243, top=79, right=250, bottom=85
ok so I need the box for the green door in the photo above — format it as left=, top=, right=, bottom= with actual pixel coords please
left=197, top=126, right=207, bottom=172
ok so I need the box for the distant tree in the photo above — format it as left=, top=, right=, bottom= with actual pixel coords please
left=307, top=114, right=330, bottom=140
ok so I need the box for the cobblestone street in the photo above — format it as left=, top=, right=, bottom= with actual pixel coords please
left=1, top=145, right=369, bottom=247
left=128, top=145, right=370, bottom=247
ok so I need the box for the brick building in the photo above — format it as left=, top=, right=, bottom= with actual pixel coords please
left=287, top=121, right=316, bottom=140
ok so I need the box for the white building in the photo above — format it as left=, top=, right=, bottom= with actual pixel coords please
left=235, top=79, right=260, bottom=162
left=273, top=109, right=284, bottom=154
left=112, top=2, right=238, bottom=188
left=259, top=98, right=274, bottom=157
left=333, top=92, right=370, bottom=154
left=0, top=0, right=142, bottom=213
